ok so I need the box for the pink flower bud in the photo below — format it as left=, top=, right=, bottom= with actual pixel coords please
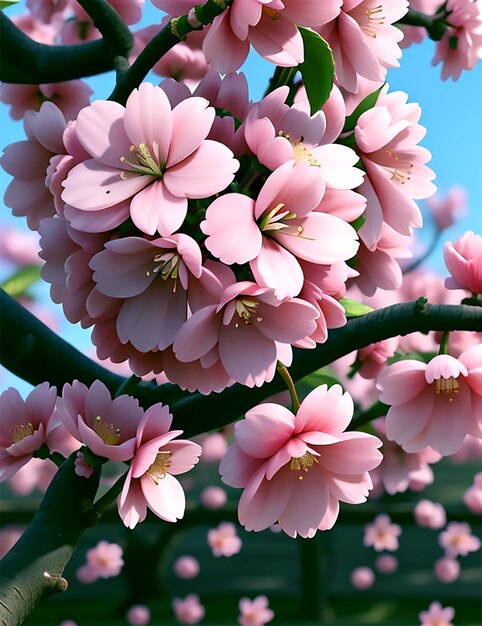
left=350, top=567, right=375, bottom=589
left=173, top=556, right=200, bottom=580
left=434, top=557, right=460, bottom=583
left=200, top=486, right=227, bottom=509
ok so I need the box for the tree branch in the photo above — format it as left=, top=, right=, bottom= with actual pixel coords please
left=2, top=289, right=480, bottom=436
left=0, top=457, right=100, bottom=626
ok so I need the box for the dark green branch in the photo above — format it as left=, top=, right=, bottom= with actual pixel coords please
left=398, top=9, right=448, bottom=41
left=0, top=457, right=100, bottom=626
left=0, top=11, right=131, bottom=84
left=76, top=0, right=133, bottom=60
left=2, top=289, right=480, bottom=437
left=108, top=0, right=233, bottom=105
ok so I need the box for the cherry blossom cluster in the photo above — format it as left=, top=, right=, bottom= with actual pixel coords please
left=0, top=380, right=201, bottom=529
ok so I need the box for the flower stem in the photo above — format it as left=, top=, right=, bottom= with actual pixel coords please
left=439, top=330, right=450, bottom=355
left=49, top=452, right=67, bottom=468
left=277, top=361, right=300, bottom=413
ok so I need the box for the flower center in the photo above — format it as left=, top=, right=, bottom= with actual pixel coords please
left=435, top=376, right=460, bottom=401
left=290, top=451, right=319, bottom=481
left=263, top=6, right=280, bottom=20
left=93, top=415, right=121, bottom=445
left=147, top=451, right=172, bottom=484
left=145, top=251, right=181, bottom=291
left=292, top=141, right=321, bottom=168
left=120, top=143, right=164, bottom=179
left=234, top=298, right=263, bottom=326
left=10, top=422, right=34, bottom=444
left=361, top=5, right=385, bottom=37
left=258, top=202, right=297, bottom=233
left=385, top=149, right=412, bottom=184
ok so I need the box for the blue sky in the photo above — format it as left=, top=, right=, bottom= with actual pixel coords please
left=1, top=2, right=481, bottom=394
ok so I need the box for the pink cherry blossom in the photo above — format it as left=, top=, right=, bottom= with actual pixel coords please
left=207, top=521, right=242, bottom=557
left=318, top=0, right=409, bottom=93
left=432, top=0, right=482, bottom=80
left=173, top=555, right=200, bottom=579
left=425, top=186, right=467, bottom=231
left=198, top=432, right=228, bottom=463
left=238, top=595, right=274, bottom=626
left=7, top=458, right=58, bottom=496
left=118, top=402, right=201, bottom=529
left=414, top=500, right=447, bottom=530
left=375, top=554, right=398, bottom=573
left=434, top=556, right=460, bottom=583
left=0, top=101, right=67, bottom=230
left=26, top=0, right=71, bottom=24
left=200, top=485, right=227, bottom=509
left=61, top=82, right=238, bottom=236
left=0, top=383, right=64, bottom=482
left=357, top=336, right=399, bottom=379
left=377, top=345, right=482, bottom=455
left=464, top=472, right=482, bottom=513
left=11, top=12, right=59, bottom=44
left=350, top=566, right=375, bottom=589
left=419, top=601, right=455, bottom=626
left=439, top=521, right=481, bottom=557
left=444, top=230, right=482, bottom=294
left=172, top=594, right=205, bottom=625
left=0, top=527, right=24, bottom=559
left=78, top=540, right=124, bottom=582
left=127, top=605, right=151, bottom=626
left=364, top=513, right=401, bottom=551
left=201, top=161, right=359, bottom=299
left=0, top=227, right=41, bottom=266
left=220, top=385, right=382, bottom=538
left=354, top=87, right=436, bottom=250
left=58, top=380, right=141, bottom=463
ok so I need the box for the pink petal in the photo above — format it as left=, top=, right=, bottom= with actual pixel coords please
left=236, top=403, right=294, bottom=458
left=239, top=468, right=293, bottom=532
left=168, top=97, right=214, bottom=167
left=250, top=237, right=304, bottom=300
left=173, top=305, right=220, bottom=362
left=129, top=180, right=187, bottom=236
left=140, top=472, right=185, bottom=522
left=296, top=384, right=353, bottom=435
left=319, top=432, right=382, bottom=474
left=220, top=443, right=265, bottom=488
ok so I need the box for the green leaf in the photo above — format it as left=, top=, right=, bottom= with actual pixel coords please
left=339, top=297, right=374, bottom=318
left=0, top=0, right=19, bottom=9
left=342, top=85, right=384, bottom=133
left=298, top=27, right=335, bottom=114
left=0, top=265, right=42, bottom=298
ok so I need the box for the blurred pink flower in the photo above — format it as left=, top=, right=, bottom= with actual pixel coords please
left=198, top=432, right=228, bottom=463
left=375, top=554, right=398, bottom=573
left=434, top=556, right=460, bottom=583
left=364, top=513, right=401, bottom=551
left=118, top=402, right=201, bottom=529
left=127, top=604, right=151, bottom=626
left=0, top=383, right=63, bottom=482
left=7, top=457, right=58, bottom=495
left=0, top=227, right=41, bottom=266
left=77, top=540, right=124, bottom=582
left=444, top=230, right=482, bottom=295
left=59, top=380, right=141, bottom=463
left=439, top=521, right=481, bottom=557
left=350, top=566, right=375, bottom=589
left=172, top=594, right=205, bottom=625
left=173, top=555, right=200, bottom=579
left=61, top=82, right=238, bottom=236
left=425, top=186, right=467, bottom=231
left=238, top=595, right=274, bottom=626
left=26, top=0, right=71, bottom=24
left=207, top=521, right=242, bottom=557
left=414, top=500, right=447, bottom=530
left=220, top=385, right=382, bottom=537
left=200, top=485, right=227, bottom=509
left=463, top=472, right=482, bottom=514
left=357, top=336, right=399, bottom=379
left=377, top=346, right=482, bottom=455
left=419, top=601, right=455, bottom=626
left=0, top=526, right=24, bottom=559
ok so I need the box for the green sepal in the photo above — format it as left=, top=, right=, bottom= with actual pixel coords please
left=339, top=297, right=374, bottom=318
left=0, top=265, right=42, bottom=298
left=0, top=0, right=19, bottom=9
left=342, top=85, right=384, bottom=133
left=298, top=27, right=335, bottom=114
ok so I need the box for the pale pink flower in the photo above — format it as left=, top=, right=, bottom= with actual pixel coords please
left=172, top=594, right=205, bottom=625
left=375, top=554, right=398, bottom=573
left=354, top=87, right=436, bottom=250
left=432, top=0, right=482, bottom=80
left=444, top=230, right=482, bottom=294
left=0, top=227, right=41, bottom=266
left=238, top=595, right=274, bottom=626
left=450, top=434, right=482, bottom=463
left=0, top=80, right=93, bottom=122
left=0, top=526, right=24, bottom=559
left=220, top=385, right=382, bottom=538
left=377, top=346, right=482, bottom=455
left=201, top=161, right=359, bottom=299
left=198, top=432, right=228, bottom=463
left=173, top=555, right=200, bottom=579
left=207, top=521, right=242, bottom=557
left=12, top=13, right=59, bottom=44
left=0, top=383, right=64, bottom=482
left=127, top=605, right=151, bottom=625
left=200, top=486, right=227, bottom=509
left=364, top=513, right=401, bottom=551
left=463, top=472, right=482, bottom=514
left=118, top=402, right=201, bottom=529
left=7, top=457, right=58, bottom=495
left=81, top=540, right=124, bottom=581
left=74, top=451, right=94, bottom=478
left=434, top=556, right=460, bottom=583
left=419, top=601, right=455, bottom=626
left=350, top=566, right=375, bottom=589
left=61, top=82, right=238, bottom=236
left=58, top=380, right=140, bottom=463
left=357, top=336, right=399, bottom=379
left=26, top=0, right=71, bottom=24
left=425, top=186, right=467, bottom=231
left=439, top=521, right=481, bottom=557
left=1, top=101, right=67, bottom=230
left=399, top=0, right=441, bottom=48
left=414, top=500, right=447, bottom=530
left=318, top=0, right=409, bottom=93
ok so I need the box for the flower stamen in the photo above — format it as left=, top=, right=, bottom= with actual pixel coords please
left=93, top=415, right=121, bottom=445
left=120, top=142, right=164, bottom=178
left=10, top=422, right=34, bottom=443
left=435, top=376, right=460, bottom=401
left=290, top=451, right=319, bottom=481
left=148, top=451, right=172, bottom=484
